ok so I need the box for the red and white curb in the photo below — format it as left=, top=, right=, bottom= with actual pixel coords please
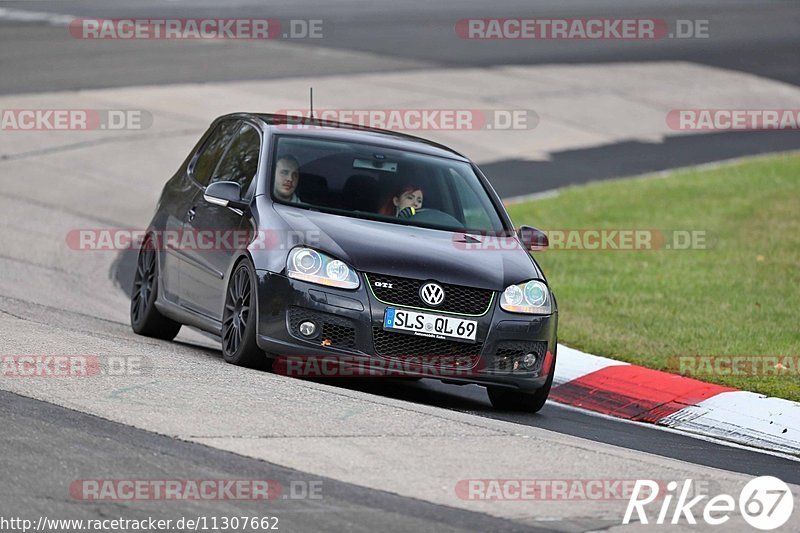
left=552, top=344, right=800, bottom=456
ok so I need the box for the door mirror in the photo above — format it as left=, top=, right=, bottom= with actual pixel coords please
left=204, top=181, right=248, bottom=210
left=518, top=225, right=548, bottom=251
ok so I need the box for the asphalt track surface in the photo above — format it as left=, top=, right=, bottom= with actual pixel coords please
left=1, top=0, right=799, bottom=193
left=1, top=0, right=799, bottom=90
left=1, top=1, right=799, bottom=531
left=1, top=390, right=541, bottom=533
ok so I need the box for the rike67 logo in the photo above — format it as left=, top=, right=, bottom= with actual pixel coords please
left=624, top=476, right=794, bottom=529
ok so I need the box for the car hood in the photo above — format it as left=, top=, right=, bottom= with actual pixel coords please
left=272, top=205, right=543, bottom=290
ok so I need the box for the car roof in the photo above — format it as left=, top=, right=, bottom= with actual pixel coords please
left=219, top=112, right=470, bottom=162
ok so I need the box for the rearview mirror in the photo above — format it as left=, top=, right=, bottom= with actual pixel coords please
left=204, top=181, right=248, bottom=210
left=518, top=225, right=548, bottom=251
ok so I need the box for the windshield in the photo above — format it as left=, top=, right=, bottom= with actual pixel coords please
left=270, top=135, right=506, bottom=232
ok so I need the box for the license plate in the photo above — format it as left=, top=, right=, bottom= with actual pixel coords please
left=383, top=308, right=477, bottom=343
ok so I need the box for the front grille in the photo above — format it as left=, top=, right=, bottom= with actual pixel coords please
left=366, top=273, right=493, bottom=315
left=372, top=327, right=483, bottom=367
left=288, top=307, right=357, bottom=349
left=488, top=340, right=549, bottom=374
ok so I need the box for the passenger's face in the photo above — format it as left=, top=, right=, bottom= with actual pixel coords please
left=274, top=159, right=299, bottom=200
left=394, top=189, right=423, bottom=211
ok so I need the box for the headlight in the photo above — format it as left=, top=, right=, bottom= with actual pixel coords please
left=500, top=280, right=551, bottom=314
left=287, top=248, right=360, bottom=289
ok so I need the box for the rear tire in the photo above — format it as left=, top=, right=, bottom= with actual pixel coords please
left=130, top=237, right=182, bottom=341
left=221, top=260, right=269, bottom=369
left=487, top=350, right=556, bottom=413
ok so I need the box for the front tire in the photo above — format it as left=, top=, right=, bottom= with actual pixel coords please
left=487, top=351, right=556, bottom=413
left=221, top=260, right=268, bottom=368
left=130, top=237, right=182, bottom=340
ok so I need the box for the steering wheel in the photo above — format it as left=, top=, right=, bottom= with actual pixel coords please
left=399, top=207, right=463, bottom=229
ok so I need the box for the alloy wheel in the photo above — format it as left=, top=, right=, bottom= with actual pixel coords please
left=131, top=240, right=156, bottom=325
left=222, top=264, right=251, bottom=355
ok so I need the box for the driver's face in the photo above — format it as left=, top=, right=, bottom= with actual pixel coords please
left=394, top=189, right=423, bottom=211
left=274, top=159, right=299, bottom=200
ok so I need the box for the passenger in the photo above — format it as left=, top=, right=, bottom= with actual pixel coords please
left=379, top=184, right=423, bottom=218
left=273, top=155, right=301, bottom=202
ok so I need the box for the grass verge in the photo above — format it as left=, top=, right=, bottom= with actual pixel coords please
left=506, top=153, right=800, bottom=401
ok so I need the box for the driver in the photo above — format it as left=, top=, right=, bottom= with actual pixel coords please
left=273, top=155, right=301, bottom=203
left=380, top=184, right=423, bottom=218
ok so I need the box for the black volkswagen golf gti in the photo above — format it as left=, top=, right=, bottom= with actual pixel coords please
left=131, top=113, right=558, bottom=412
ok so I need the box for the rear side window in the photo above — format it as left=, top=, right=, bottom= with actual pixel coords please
left=210, top=123, right=261, bottom=197
left=192, top=120, right=239, bottom=186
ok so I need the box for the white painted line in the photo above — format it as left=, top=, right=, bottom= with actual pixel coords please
left=503, top=188, right=560, bottom=206
left=500, top=150, right=800, bottom=202
left=0, top=8, right=74, bottom=26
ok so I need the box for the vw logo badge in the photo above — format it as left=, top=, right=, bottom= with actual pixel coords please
left=419, top=282, right=445, bottom=307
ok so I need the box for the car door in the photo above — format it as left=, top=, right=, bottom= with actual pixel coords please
left=179, top=121, right=262, bottom=320
left=161, top=119, right=240, bottom=304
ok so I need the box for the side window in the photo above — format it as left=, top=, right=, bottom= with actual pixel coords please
left=210, top=123, right=261, bottom=198
left=192, top=120, right=239, bottom=186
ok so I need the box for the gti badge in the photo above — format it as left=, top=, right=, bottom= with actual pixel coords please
left=419, top=282, right=445, bottom=307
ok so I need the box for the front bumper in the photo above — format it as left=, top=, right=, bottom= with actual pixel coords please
left=255, top=271, right=558, bottom=392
